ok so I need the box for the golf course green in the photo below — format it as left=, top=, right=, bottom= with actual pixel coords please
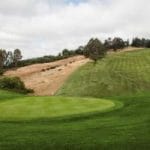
left=0, top=93, right=122, bottom=121
left=0, top=49, right=150, bottom=150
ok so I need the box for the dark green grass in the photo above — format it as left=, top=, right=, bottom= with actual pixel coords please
left=0, top=49, right=150, bottom=150
left=0, top=91, right=149, bottom=150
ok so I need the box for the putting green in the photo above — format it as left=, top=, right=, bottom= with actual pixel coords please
left=0, top=96, right=122, bottom=121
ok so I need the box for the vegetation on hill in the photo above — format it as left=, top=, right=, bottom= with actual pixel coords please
left=131, top=37, right=150, bottom=48
left=0, top=77, right=33, bottom=94
left=84, top=38, right=106, bottom=62
left=0, top=49, right=22, bottom=69
left=2, top=37, right=150, bottom=70
left=57, top=49, right=150, bottom=97
left=104, top=37, right=129, bottom=51
left=16, top=37, right=129, bottom=67
left=0, top=49, right=149, bottom=149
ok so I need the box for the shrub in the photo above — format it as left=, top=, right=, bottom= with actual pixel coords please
left=0, top=69, right=4, bottom=75
left=0, top=77, right=34, bottom=94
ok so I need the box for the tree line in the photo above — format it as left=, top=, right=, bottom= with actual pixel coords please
left=0, top=49, right=22, bottom=74
left=0, top=37, right=149, bottom=93
left=131, top=38, right=150, bottom=48
left=0, top=37, right=150, bottom=72
left=17, top=46, right=84, bottom=67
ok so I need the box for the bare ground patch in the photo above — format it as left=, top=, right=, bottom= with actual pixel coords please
left=5, top=56, right=90, bottom=96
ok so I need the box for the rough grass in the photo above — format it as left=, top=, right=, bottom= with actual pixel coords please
left=0, top=49, right=150, bottom=150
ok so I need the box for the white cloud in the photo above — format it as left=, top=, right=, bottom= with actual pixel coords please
left=0, top=0, right=150, bottom=59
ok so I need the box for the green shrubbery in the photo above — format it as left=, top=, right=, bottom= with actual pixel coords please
left=131, top=38, right=150, bottom=48
left=84, top=38, right=106, bottom=62
left=0, top=77, right=33, bottom=94
left=0, top=69, right=4, bottom=75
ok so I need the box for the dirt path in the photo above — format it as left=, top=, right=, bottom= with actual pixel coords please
left=5, top=56, right=90, bottom=96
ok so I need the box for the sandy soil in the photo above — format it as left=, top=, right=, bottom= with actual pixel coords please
left=5, top=56, right=90, bottom=96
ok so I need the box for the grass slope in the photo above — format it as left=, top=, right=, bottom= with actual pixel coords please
left=57, top=49, right=150, bottom=97
left=0, top=49, right=150, bottom=150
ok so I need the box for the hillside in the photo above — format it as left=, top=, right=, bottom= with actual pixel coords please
left=57, top=49, right=150, bottom=97
left=4, top=55, right=89, bottom=95
left=0, top=49, right=150, bottom=150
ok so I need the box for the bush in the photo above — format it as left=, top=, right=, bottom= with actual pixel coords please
left=0, top=77, right=34, bottom=94
left=0, top=69, right=4, bottom=75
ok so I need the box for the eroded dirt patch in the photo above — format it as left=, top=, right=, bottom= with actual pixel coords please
left=5, top=56, right=90, bottom=96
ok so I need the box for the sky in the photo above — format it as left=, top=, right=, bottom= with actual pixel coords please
left=0, top=0, right=150, bottom=59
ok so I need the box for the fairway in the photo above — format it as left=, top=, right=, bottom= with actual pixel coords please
left=57, top=49, right=150, bottom=97
left=0, top=93, right=119, bottom=121
left=0, top=49, right=150, bottom=150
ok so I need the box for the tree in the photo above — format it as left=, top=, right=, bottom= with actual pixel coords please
left=104, top=38, right=113, bottom=50
left=104, top=37, right=128, bottom=51
left=84, top=38, right=106, bottom=63
left=131, top=37, right=150, bottom=48
left=0, top=49, right=23, bottom=69
left=112, top=37, right=125, bottom=51
left=145, top=39, right=150, bottom=48
left=131, top=38, right=143, bottom=47
left=0, top=50, right=4, bottom=68
left=124, top=39, right=130, bottom=47
left=62, top=49, right=71, bottom=58
left=13, top=49, right=22, bottom=67
left=0, top=49, right=7, bottom=68
left=5, top=51, right=13, bottom=67
left=75, top=46, right=84, bottom=55
left=0, top=49, right=8, bottom=75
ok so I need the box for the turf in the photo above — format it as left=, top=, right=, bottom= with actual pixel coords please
left=0, top=49, right=150, bottom=150
left=0, top=93, right=119, bottom=121
left=57, top=49, right=150, bottom=97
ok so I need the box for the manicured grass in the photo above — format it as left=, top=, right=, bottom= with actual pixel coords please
left=0, top=92, right=119, bottom=121
left=0, top=90, right=149, bottom=150
left=57, top=49, right=150, bottom=97
left=0, top=49, right=150, bottom=150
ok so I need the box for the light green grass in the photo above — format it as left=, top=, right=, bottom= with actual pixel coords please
left=0, top=94, right=120, bottom=121
left=0, top=49, right=150, bottom=150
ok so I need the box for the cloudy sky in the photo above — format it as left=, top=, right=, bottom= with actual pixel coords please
left=0, top=0, right=150, bottom=59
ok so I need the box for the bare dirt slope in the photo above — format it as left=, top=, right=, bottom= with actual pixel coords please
left=5, top=56, right=90, bottom=96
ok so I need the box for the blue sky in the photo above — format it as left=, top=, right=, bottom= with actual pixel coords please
left=0, top=0, right=150, bottom=58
